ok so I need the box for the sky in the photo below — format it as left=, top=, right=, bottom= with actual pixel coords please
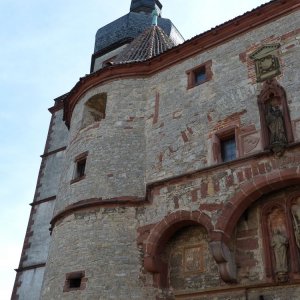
left=0, top=0, right=270, bottom=298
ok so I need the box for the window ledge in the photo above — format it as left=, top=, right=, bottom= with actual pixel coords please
left=70, top=175, right=86, bottom=185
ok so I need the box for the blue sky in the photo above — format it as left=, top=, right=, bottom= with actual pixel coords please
left=1, top=0, right=270, bottom=298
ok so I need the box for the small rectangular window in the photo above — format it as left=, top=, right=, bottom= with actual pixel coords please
left=186, top=60, right=213, bottom=89
left=75, top=159, right=86, bottom=179
left=63, top=271, right=87, bottom=292
left=71, top=152, right=88, bottom=184
left=195, top=67, right=207, bottom=85
left=221, top=137, right=236, bottom=162
left=211, top=127, right=238, bottom=164
left=69, top=277, right=82, bottom=288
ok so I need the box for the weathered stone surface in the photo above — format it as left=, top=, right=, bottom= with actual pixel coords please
left=15, top=4, right=300, bottom=300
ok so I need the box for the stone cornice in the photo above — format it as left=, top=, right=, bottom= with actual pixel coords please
left=63, top=0, right=300, bottom=128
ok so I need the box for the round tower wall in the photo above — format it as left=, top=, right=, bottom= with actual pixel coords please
left=53, top=79, right=147, bottom=215
left=41, top=207, right=157, bottom=299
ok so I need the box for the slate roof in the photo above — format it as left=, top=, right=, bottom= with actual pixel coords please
left=94, top=12, right=184, bottom=54
left=113, top=25, right=175, bottom=64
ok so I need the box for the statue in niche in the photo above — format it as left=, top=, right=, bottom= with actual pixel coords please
left=271, top=230, right=289, bottom=282
left=291, top=201, right=300, bottom=249
left=258, top=79, right=294, bottom=156
left=265, top=95, right=287, bottom=156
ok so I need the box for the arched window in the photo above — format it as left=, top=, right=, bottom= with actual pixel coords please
left=257, top=79, right=293, bottom=155
left=81, top=93, right=107, bottom=128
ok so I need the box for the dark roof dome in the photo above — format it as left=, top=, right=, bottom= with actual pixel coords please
left=113, top=25, right=175, bottom=64
left=93, top=1, right=184, bottom=55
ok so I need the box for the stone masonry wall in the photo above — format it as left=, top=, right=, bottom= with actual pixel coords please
left=13, top=107, right=69, bottom=300
left=54, top=79, right=147, bottom=214
left=41, top=207, right=157, bottom=300
left=41, top=9, right=300, bottom=300
left=145, top=9, right=300, bottom=183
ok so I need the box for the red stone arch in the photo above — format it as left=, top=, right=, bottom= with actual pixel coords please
left=215, top=168, right=300, bottom=242
left=207, top=168, right=300, bottom=283
left=143, top=210, right=213, bottom=288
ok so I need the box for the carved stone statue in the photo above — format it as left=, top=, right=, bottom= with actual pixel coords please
left=291, top=202, right=300, bottom=249
left=265, top=96, right=287, bottom=156
left=271, top=230, right=288, bottom=282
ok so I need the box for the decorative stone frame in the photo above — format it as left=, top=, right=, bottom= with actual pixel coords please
left=261, top=191, right=300, bottom=281
left=249, top=44, right=281, bottom=83
left=212, top=126, right=239, bottom=164
left=257, top=78, right=294, bottom=151
left=63, top=270, right=88, bottom=292
left=70, top=151, right=88, bottom=184
left=186, top=60, right=213, bottom=89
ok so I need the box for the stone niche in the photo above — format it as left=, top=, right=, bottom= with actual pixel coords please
left=232, top=186, right=300, bottom=285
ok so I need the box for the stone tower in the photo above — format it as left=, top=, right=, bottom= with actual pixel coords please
left=12, top=0, right=300, bottom=299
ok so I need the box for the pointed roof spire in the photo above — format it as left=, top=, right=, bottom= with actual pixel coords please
left=130, top=0, right=162, bottom=16
left=113, top=25, right=175, bottom=65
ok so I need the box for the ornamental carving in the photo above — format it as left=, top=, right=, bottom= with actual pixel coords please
left=250, top=44, right=281, bottom=82
left=183, top=245, right=205, bottom=273
left=291, top=199, right=300, bottom=250
left=261, top=193, right=300, bottom=283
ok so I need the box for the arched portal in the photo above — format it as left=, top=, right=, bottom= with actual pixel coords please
left=143, top=210, right=214, bottom=289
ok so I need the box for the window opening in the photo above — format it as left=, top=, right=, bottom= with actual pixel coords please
left=75, top=158, right=86, bottom=179
left=186, top=60, right=213, bottom=89
left=82, top=93, right=107, bottom=128
left=221, top=137, right=236, bottom=162
left=195, top=67, right=206, bottom=85
left=69, top=277, right=82, bottom=288
left=63, top=271, right=86, bottom=292
left=71, top=152, right=88, bottom=184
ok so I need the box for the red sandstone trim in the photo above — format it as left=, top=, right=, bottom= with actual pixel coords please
left=174, top=281, right=300, bottom=299
left=142, top=210, right=214, bottom=288
left=11, top=205, right=39, bottom=300
left=30, top=196, right=56, bottom=207
left=40, top=146, right=66, bottom=158
left=186, top=60, right=213, bottom=89
left=14, top=263, right=46, bottom=273
left=50, top=144, right=300, bottom=229
left=64, top=0, right=300, bottom=128
left=215, top=169, right=300, bottom=243
left=74, top=151, right=89, bottom=162
left=48, top=100, right=64, bottom=114
left=153, top=92, right=160, bottom=125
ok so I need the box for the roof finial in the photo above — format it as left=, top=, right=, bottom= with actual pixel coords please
left=152, top=9, right=159, bottom=26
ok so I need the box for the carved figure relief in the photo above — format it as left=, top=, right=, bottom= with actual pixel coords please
left=265, top=96, right=287, bottom=155
left=271, top=230, right=289, bottom=281
left=258, top=79, right=293, bottom=155
left=250, top=44, right=281, bottom=82
left=241, top=132, right=261, bottom=155
left=266, top=207, right=290, bottom=282
left=291, top=199, right=300, bottom=249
